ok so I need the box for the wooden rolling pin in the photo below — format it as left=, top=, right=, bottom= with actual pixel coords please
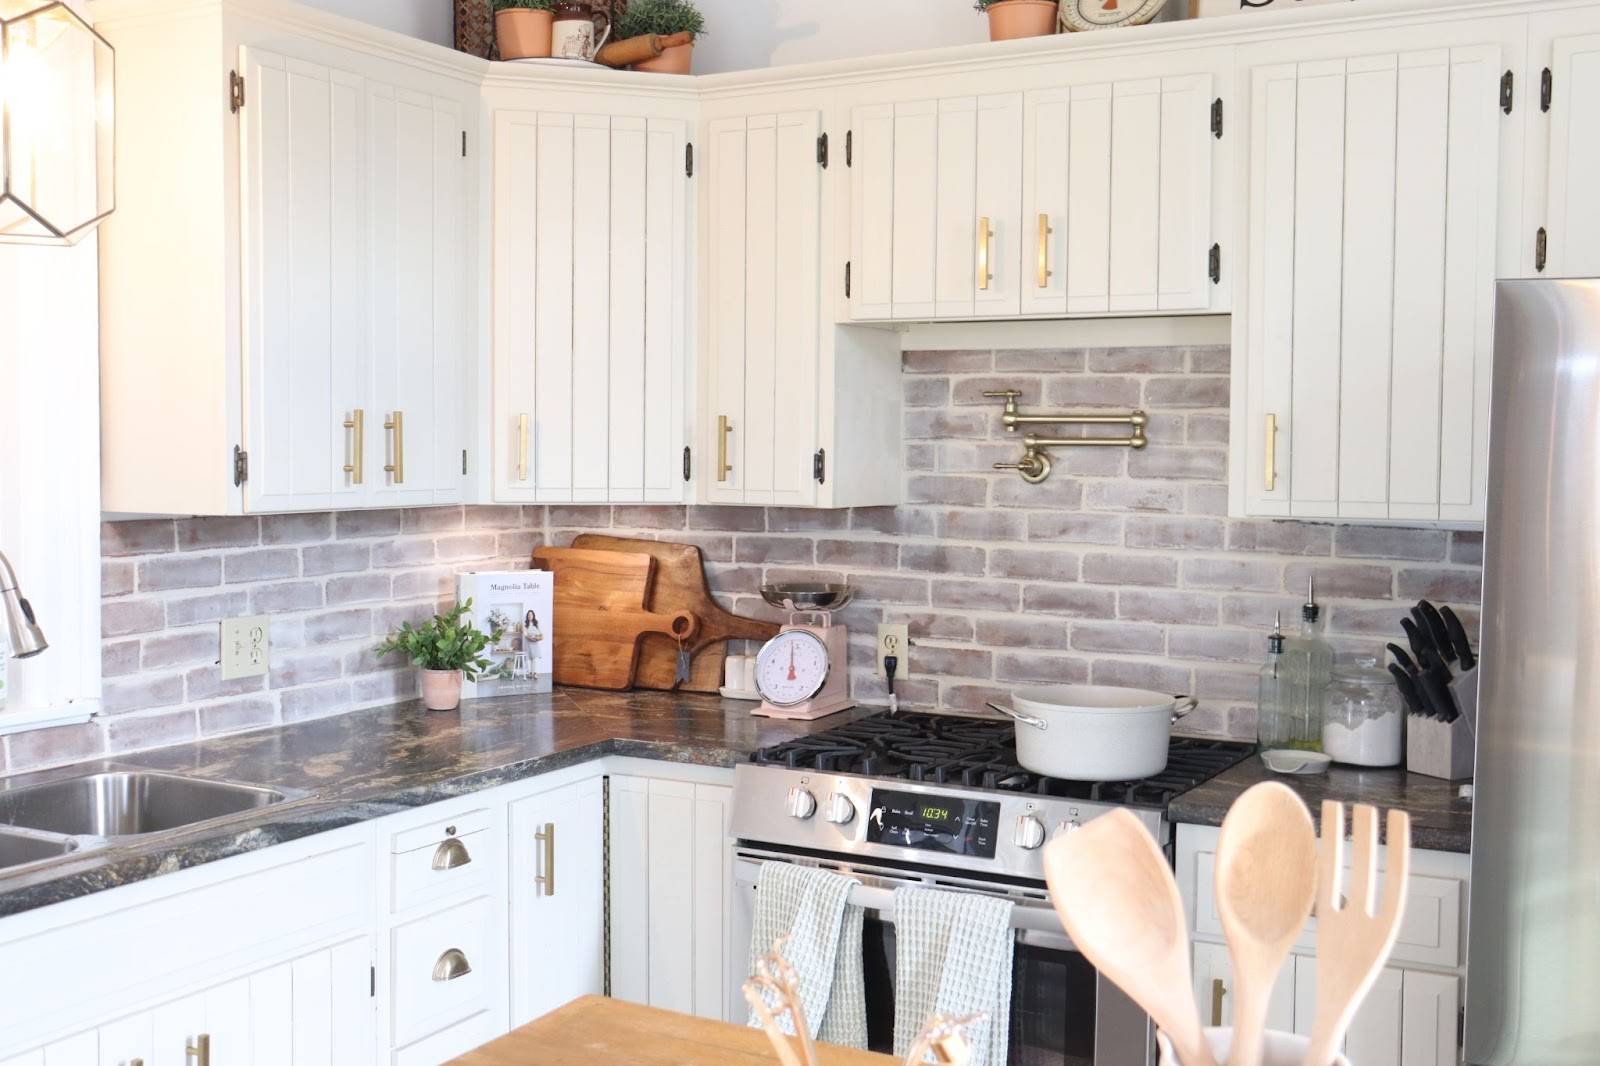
left=597, top=31, right=693, bottom=68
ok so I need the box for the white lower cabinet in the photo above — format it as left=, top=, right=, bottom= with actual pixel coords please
left=608, top=768, right=734, bottom=1021
left=508, top=776, right=606, bottom=1027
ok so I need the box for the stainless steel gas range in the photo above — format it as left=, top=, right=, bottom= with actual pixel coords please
left=728, top=712, right=1251, bottom=1066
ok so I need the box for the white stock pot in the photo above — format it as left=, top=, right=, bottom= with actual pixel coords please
left=989, top=685, right=1200, bottom=781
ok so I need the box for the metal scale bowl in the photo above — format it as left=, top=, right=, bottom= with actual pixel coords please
left=751, top=584, right=856, bottom=721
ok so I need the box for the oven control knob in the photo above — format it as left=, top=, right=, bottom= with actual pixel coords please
left=824, top=793, right=856, bottom=825
left=1052, top=818, right=1082, bottom=840
left=1013, top=814, right=1046, bottom=850
left=786, top=786, right=818, bottom=820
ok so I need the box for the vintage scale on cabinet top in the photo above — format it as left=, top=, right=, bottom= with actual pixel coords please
left=751, top=584, right=855, bottom=721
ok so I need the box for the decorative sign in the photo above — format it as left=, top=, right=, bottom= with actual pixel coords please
left=1190, top=0, right=1352, bottom=15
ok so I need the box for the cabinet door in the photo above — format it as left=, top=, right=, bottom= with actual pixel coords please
left=848, top=103, right=895, bottom=321
left=508, top=776, right=605, bottom=1028
left=1191, top=942, right=1294, bottom=1034
left=1241, top=40, right=1505, bottom=522
left=1534, top=24, right=1600, bottom=277
left=609, top=775, right=734, bottom=1021
left=1292, top=957, right=1404, bottom=1064
left=701, top=110, right=822, bottom=507
left=1399, top=971, right=1459, bottom=1066
left=369, top=84, right=467, bottom=507
left=239, top=48, right=369, bottom=514
left=968, top=94, right=1024, bottom=318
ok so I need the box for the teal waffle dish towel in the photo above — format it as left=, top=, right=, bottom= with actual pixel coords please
left=746, top=861, right=868, bottom=1048
left=892, top=886, right=1015, bottom=1066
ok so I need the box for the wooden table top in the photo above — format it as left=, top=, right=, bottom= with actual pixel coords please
left=450, top=995, right=898, bottom=1065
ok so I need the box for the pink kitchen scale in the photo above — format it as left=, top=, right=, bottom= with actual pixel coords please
left=751, top=584, right=856, bottom=721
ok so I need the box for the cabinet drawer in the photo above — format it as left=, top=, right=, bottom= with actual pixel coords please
left=391, top=896, right=494, bottom=1047
left=391, top=1009, right=501, bottom=1066
left=390, top=809, right=493, bottom=913
left=1193, top=850, right=1463, bottom=968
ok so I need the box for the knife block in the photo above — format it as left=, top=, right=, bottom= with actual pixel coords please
left=1406, top=666, right=1478, bottom=780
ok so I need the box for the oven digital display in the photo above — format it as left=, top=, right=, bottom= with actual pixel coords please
left=864, top=790, right=1000, bottom=858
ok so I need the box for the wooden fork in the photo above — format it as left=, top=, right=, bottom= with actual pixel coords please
left=1302, top=801, right=1411, bottom=1066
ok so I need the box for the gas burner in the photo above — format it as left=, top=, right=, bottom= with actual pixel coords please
left=750, top=712, right=1251, bottom=808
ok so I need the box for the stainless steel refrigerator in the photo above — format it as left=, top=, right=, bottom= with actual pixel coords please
left=1466, top=279, right=1600, bottom=1064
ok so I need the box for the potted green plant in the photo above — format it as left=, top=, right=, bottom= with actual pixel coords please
left=976, top=0, right=1058, bottom=41
left=495, top=0, right=556, bottom=60
left=375, top=601, right=503, bottom=712
left=616, top=0, right=705, bottom=74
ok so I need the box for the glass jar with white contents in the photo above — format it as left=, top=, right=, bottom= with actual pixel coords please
left=1322, top=656, right=1404, bottom=767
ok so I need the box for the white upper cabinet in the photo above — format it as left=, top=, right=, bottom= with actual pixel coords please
left=847, top=48, right=1229, bottom=323
left=96, top=4, right=477, bottom=515
left=1231, top=19, right=1525, bottom=524
left=1525, top=9, right=1600, bottom=277
left=489, top=96, right=691, bottom=504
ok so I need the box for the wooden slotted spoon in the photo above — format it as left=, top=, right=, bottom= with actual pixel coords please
left=1302, top=802, right=1411, bottom=1066
left=1213, top=783, right=1318, bottom=1066
left=1043, top=809, right=1219, bottom=1066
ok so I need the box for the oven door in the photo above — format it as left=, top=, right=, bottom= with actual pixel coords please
left=730, top=847, right=1153, bottom=1066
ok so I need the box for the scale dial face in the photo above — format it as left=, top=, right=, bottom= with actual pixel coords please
left=754, top=630, right=831, bottom=707
left=1060, top=0, right=1169, bottom=31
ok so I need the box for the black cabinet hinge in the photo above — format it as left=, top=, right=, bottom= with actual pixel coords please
left=682, top=445, right=691, bottom=482
left=1210, top=97, right=1224, bottom=139
left=1536, top=227, right=1549, bottom=273
left=685, top=142, right=694, bottom=177
left=232, top=446, right=248, bottom=486
left=1208, top=243, right=1222, bottom=285
left=817, top=132, right=829, bottom=168
left=846, top=130, right=853, bottom=167
left=845, top=261, right=852, bottom=299
left=1501, top=70, right=1515, bottom=114
left=1542, top=67, right=1553, bottom=112
left=813, top=449, right=826, bottom=485
left=229, top=70, right=245, bottom=114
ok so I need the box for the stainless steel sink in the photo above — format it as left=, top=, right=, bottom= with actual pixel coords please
left=0, top=770, right=297, bottom=840
left=0, top=828, right=78, bottom=872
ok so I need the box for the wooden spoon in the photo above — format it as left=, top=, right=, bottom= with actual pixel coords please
left=1043, top=809, right=1219, bottom=1066
left=1213, top=782, right=1318, bottom=1066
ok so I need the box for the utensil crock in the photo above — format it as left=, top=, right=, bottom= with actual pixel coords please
left=1156, top=1027, right=1351, bottom=1066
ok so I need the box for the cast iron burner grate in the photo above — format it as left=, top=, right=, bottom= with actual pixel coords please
left=749, top=711, right=1252, bottom=809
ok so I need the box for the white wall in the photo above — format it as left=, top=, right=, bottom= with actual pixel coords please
left=691, top=0, right=987, bottom=74
left=298, top=0, right=453, bottom=47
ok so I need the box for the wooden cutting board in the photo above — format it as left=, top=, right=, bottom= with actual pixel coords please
left=531, top=547, right=699, bottom=690
left=571, top=534, right=780, bottom=693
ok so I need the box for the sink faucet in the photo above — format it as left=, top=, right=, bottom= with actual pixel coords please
left=0, top=551, right=47, bottom=658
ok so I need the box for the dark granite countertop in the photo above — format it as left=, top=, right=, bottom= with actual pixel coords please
left=1168, top=755, right=1473, bottom=854
left=0, top=688, right=863, bottom=920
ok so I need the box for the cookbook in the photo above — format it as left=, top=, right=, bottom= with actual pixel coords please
left=457, top=570, right=554, bottom=699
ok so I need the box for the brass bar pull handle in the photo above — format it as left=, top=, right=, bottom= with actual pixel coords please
left=342, top=408, right=364, bottom=484
left=716, top=415, right=733, bottom=482
left=517, top=413, right=530, bottom=482
left=535, top=821, right=556, bottom=895
left=1265, top=413, right=1278, bottom=491
left=1037, top=213, right=1052, bottom=288
left=431, top=836, right=472, bottom=870
left=384, top=410, right=405, bottom=484
left=1210, top=978, right=1227, bottom=1027
left=977, top=216, right=992, bottom=291
left=185, top=1034, right=211, bottom=1066
left=431, top=948, right=473, bottom=982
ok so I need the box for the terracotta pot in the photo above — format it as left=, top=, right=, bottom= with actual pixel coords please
left=421, top=668, right=464, bottom=712
left=986, top=0, right=1058, bottom=41
left=633, top=41, right=694, bottom=75
left=496, top=9, right=553, bottom=59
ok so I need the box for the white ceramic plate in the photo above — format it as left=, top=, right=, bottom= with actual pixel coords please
left=1260, top=749, right=1333, bottom=775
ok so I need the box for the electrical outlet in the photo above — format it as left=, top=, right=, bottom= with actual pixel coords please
left=875, top=624, right=910, bottom=679
left=220, top=615, right=270, bottom=680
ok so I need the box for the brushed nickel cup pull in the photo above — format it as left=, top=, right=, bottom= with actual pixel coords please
left=384, top=410, right=405, bottom=484
left=185, top=1034, right=210, bottom=1066
left=432, top=948, right=473, bottom=982
left=342, top=408, right=364, bottom=484
left=535, top=821, right=556, bottom=895
left=431, top=836, right=472, bottom=870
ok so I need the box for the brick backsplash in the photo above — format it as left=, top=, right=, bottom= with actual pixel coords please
left=1, top=344, right=1484, bottom=774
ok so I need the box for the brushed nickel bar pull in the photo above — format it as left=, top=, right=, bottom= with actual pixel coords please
left=977, top=216, right=992, bottom=291
left=716, top=415, right=733, bottom=482
left=1037, top=213, right=1052, bottom=289
left=517, top=413, right=530, bottom=482
left=384, top=410, right=405, bottom=484
left=535, top=821, right=556, bottom=895
left=342, top=409, right=364, bottom=484
left=1211, top=978, right=1227, bottom=1026
left=1265, top=413, right=1278, bottom=491
left=185, top=1034, right=210, bottom=1066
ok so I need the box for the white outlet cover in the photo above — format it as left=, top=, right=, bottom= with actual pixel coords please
left=220, top=615, right=271, bottom=681
left=875, top=623, right=910, bottom=679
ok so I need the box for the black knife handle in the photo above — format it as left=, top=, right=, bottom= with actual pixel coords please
left=1388, top=663, right=1426, bottom=716
left=1440, top=606, right=1477, bottom=671
left=1386, top=642, right=1417, bottom=675
left=1400, top=617, right=1430, bottom=662
left=1418, top=601, right=1456, bottom=664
